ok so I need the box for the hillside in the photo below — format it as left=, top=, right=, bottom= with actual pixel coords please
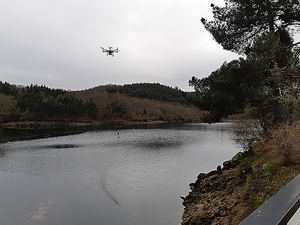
left=106, top=83, right=190, bottom=105
left=0, top=82, right=204, bottom=124
left=0, top=93, right=14, bottom=114
left=73, top=84, right=204, bottom=122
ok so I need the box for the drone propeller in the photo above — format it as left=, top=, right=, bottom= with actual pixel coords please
left=100, top=46, right=119, bottom=56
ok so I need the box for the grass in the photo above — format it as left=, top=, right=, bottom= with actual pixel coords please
left=0, top=93, right=14, bottom=114
left=245, top=122, right=300, bottom=210
left=0, top=84, right=204, bottom=123
left=219, top=120, right=300, bottom=223
left=253, top=192, right=271, bottom=208
left=181, top=120, right=300, bottom=225
left=73, top=86, right=204, bottom=121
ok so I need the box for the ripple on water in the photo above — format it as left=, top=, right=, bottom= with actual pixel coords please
left=41, top=144, right=81, bottom=149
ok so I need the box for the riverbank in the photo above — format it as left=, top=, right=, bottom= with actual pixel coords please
left=0, top=119, right=200, bottom=143
left=181, top=122, right=300, bottom=225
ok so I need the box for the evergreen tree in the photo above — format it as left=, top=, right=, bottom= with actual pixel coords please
left=201, top=0, right=300, bottom=54
left=192, top=0, right=300, bottom=128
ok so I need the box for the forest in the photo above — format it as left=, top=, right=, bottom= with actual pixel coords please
left=0, top=82, right=203, bottom=123
left=182, top=1, right=300, bottom=224
left=106, top=83, right=191, bottom=105
left=0, top=82, right=98, bottom=122
left=189, top=0, right=300, bottom=131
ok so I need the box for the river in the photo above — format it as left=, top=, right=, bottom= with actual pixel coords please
left=0, top=123, right=240, bottom=225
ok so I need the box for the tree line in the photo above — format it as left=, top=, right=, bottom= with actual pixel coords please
left=107, top=83, right=191, bottom=105
left=0, top=83, right=98, bottom=121
left=190, top=0, right=300, bottom=131
left=0, top=81, right=18, bottom=96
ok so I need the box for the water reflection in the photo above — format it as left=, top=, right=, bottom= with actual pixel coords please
left=133, top=138, right=182, bottom=150
left=41, top=144, right=81, bottom=149
left=0, top=145, right=6, bottom=158
left=0, top=123, right=240, bottom=225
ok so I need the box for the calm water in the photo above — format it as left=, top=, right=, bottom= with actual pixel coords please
left=0, top=123, right=240, bottom=225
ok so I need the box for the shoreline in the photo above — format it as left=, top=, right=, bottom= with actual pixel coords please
left=2, top=120, right=298, bottom=224
left=181, top=122, right=300, bottom=225
left=0, top=119, right=200, bottom=143
left=181, top=151, right=254, bottom=225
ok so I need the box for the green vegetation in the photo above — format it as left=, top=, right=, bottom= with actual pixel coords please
left=251, top=155, right=270, bottom=173
left=0, top=94, right=14, bottom=113
left=254, top=192, right=271, bottom=208
left=74, top=84, right=204, bottom=122
left=190, top=0, right=300, bottom=131
left=183, top=2, right=300, bottom=222
left=0, top=81, right=18, bottom=96
left=0, top=83, right=98, bottom=122
left=0, top=93, right=15, bottom=121
left=262, top=162, right=276, bottom=176
left=107, top=83, right=190, bottom=105
left=201, top=0, right=300, bottom=54
left=250, top=151, right=299, bottom=208
left=103, top=101, right=128, bottom=118
left=0, top=82, right=204, bottom=123
left=189, top=59, right=261, bottom=122
left=272, top=167, right=298, bottom=184
left=241, top=122, right=300, bottom=212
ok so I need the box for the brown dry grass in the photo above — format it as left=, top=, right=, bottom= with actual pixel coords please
left=256, top=123, right=300, bottom=169
left=182, top=121, right=300, bottom=225
left=0, top=93, right=14, bottom=114
left=73, top=86, right=204, bottom=121
left=240, top=122, right=300, bottom=219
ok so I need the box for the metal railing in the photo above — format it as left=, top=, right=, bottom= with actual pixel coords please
left=240, top=174, right=300, bottom=225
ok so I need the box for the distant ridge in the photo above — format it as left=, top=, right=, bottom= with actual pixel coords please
left=106, top=83, right=189, bottom=105
left=0, top=81, right=204, bottom=123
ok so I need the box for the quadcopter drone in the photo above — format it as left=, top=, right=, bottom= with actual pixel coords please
left=101, top=46, right=119, bottom=56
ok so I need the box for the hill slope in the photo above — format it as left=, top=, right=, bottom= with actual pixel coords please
left=74, top=84, right=204, bottom=122
left=106, top=83, right=189, bottom=104
left=0, top=82, right=204, bottom=123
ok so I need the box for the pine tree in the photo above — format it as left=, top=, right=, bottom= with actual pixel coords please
left=201, top=0, right=300, bottom=54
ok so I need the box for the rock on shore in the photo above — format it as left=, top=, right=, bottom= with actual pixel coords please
left=181, top=152, right=254, bottom=225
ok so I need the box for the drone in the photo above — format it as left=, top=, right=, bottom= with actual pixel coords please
left=101, top=46, right=119, bottom=57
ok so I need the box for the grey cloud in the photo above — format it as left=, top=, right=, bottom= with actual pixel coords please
left=1, top=0, right=241, bottom=91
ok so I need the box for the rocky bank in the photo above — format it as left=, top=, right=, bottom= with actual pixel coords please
left=181, top=123, right=300, bottom=225
left=181, top=151, right=254, bottom=225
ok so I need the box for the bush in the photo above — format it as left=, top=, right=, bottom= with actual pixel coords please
left=13, top=84, right=99, bottom=120
left=103, top=102, right=128, bottom=118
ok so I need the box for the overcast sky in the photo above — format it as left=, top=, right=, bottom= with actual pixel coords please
left=0, top=0, right=298, bottom=91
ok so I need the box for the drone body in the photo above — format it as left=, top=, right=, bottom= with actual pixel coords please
left=101, top=47, right=119, bottom=56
